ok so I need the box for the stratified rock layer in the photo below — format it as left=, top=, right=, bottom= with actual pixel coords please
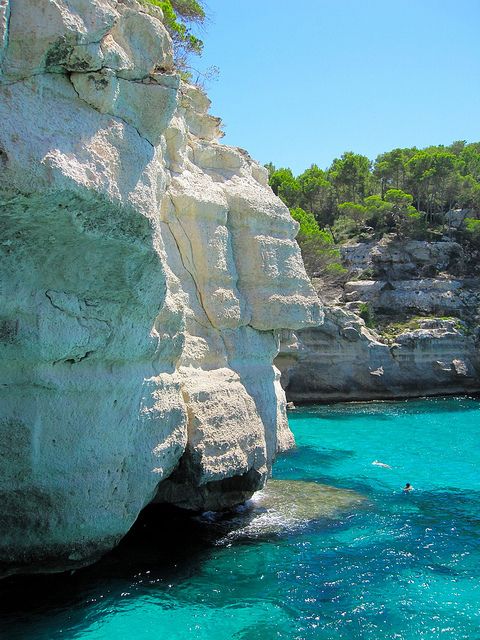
left=278, top=309, right=479, bottom=402
left=277, top=238, right=480, bottom=402
left=0, top=0, right=321, bottom=577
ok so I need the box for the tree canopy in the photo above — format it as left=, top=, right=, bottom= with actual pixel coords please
left=268, top=141, right=480, bottom=249
left=268, top=141, right=480, bottom=277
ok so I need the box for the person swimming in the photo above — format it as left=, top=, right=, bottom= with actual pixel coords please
left=372, top=460, right=392, bottom=469
left=403, top=482, right=414, bottom=492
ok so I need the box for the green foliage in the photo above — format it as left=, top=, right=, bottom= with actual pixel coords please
left=379, top=315, right=466, bottom=342
left=373, top=148, right=416, bottom=196
left=264, top=162, right=276, bottom=178
left=337, top=202, right=367, bottom=227
left=269, top=168, right=301, bottom=207
left=358, top=302, right=375, bottom=328
left=331, top=215, right=359, bottom=243
left=457, top=175, right=480, bottom=209
left=379, top=316, right=425, bottom=342
left=384, top=188, right=413, bottom=207
left=296, top=165, right=336, bottom=225
left=267, top=140, right=480, bottom=248
left=405, top=150, right=459, bottom=215
left=325, top=261, right=349, bottom=277
left=290, top=207, right=322, bottom=236
left=170, top=0, right=205, bottom=22
left=296, top=234, right=346, bottom=280
left=363, top=195, right=391, bottom=231
left=405, top=211, right=429, bottom=240
left=465, top=217, right=480, bottom=234
left=383, top=189, right=417, bottom=236
left=462, top=217, right=480, bottom=247
left=289, top=208, right=345, bottom=279
left=329, top=152, right=371, bottom=203
left=143, top=0, right=205, bottom=64
left=459, top=143, right=480, bottom=181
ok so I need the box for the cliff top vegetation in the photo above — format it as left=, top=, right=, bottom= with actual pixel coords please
left=143, top=0, right=206, bottom=69
left=267, top=141, right=480, bottom=278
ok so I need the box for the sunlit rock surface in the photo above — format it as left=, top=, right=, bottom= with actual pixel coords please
left=0, top=0, right=321, bottom=577
left=277, top=310, right=479, bottom=402
left=277, top=238, right=480, bottom=402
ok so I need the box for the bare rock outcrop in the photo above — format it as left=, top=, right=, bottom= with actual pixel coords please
left=277, top=237, right=480, bottom=402
left=277, top=310, right=480, bottom=402
left=342, top=238, right=465, bottom=280
left=0, top=0, right=321, bottom=577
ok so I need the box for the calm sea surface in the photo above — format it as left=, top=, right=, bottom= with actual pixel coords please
left=1, top=397, right=479, bottom=639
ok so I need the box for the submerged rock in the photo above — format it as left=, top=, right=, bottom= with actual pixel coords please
left=0, top=0, right=321, bottom=577
left=252, top=479, right=365, bottom=523
left=198, top=479, right=366, bottom=540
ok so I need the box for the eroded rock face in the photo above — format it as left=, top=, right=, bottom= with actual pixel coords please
left=277, top=236, right=480, bottom=403
left=277, top=309, right=480, bottom=402
left=0, top=0, right=321, bottom=577
left=342, top=238, right=465, bottom=280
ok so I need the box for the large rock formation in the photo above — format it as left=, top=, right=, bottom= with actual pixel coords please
left=277, top=238, right=480, bottom=402
left=0, top=0, right=321, bottom=577
left=278, top=309, right=479, bottom=402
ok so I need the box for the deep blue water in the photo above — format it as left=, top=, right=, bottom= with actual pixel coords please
left=1, top=397, right=480, bottom=639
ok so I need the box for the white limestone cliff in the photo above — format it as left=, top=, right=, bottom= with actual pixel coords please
left=0, top=0, right=321, bottom=577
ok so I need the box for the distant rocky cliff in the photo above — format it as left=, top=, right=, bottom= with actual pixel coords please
left=277, top=237, right=480, bottom=402
left=0, top=0, right=321, bottom=577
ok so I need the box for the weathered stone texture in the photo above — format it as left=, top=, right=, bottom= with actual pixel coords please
left=277, top=238, right=480, bottom=403
left=0, top=0, right=321, bottom=577
left=277, top=309, right=479, bottom=403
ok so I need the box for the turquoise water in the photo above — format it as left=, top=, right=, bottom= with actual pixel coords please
left=1, top=397, right=480, bottom=639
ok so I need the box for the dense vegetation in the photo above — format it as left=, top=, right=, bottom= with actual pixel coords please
left=267, top=142, right=480, bottom=276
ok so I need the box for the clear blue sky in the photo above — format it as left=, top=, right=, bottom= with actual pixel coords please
left=194, top=0, right=480, bottom=175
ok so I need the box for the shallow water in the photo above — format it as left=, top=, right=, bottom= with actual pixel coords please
left=1, top=396, right=480, bottom=639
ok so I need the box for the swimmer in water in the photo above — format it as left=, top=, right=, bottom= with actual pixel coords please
left=403, top=482, right=414, bottom=492
left=372, top=460, right=392, bottom=469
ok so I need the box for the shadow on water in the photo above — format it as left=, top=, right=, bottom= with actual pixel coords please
left=2, top=397, right=479, bottom=639
left=413, top=488, right=480, bottom=535
left=0, top=491, right=356, bottom=639
left=0, top=504, right=218, bottom=638
left=0, top=485, right=479, bottom=640
left=276, top=444, right=356, bottom=468
left=0, top=479, right=369, bottom=639
left=358, top=487, right=480, bottom=576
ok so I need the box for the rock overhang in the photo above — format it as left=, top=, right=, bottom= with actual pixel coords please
left=0, top=0, right=321, bottom=577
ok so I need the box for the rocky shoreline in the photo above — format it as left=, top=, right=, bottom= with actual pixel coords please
left=277, top=237, right=480, bottom=403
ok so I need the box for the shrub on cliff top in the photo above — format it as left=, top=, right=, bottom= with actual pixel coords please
left=358, top=302, right=375, bottom=328
left=461, top=217, right=480, bottom=248
left=144, top=0, right=205, bottom=63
